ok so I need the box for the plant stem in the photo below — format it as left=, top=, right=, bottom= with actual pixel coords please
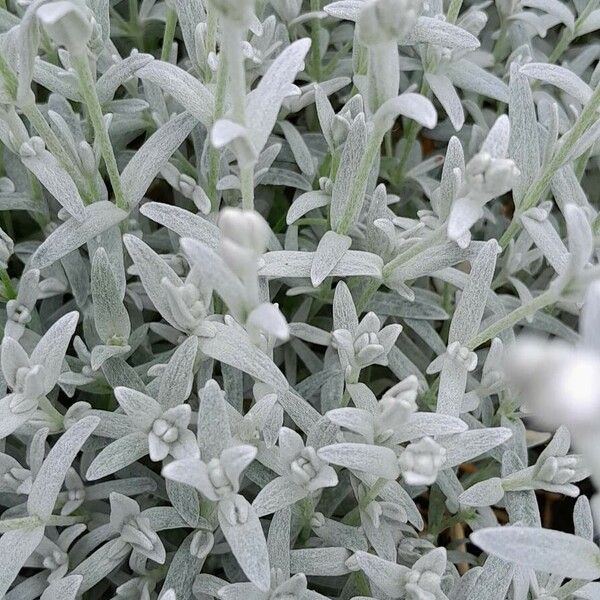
left=71, top=53, right=127, bottom=210
left=21, top=103, right=95, bottom=203
left=355, top=277, right=381, bottom=314
left=0, top=269, right=16, bottom=299
left=310, top=0, right=322, bottom=81
left=0, top=514, right=85, bottom=533
left=395, top=80, right=430, bottom=185
left=499, top=81, right=600, bottom=248
left=240, top=165, right=255, bottom=210
left=383, top=227, right=445, bottom=278
left=548, top=0, right=600, bottom=64
left=336, top=129, right=382, bottom=235
left=207, top=42, right=229, bottom=209
left=467, top=288, right=557, bottom=350
left=161, top=7, right=178, bottom=62
left=222, top=22, right=246, bottom=125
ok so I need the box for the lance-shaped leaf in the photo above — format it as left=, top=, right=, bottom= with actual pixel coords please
left=520, top=63, right=593, bottom=105
left=450, top=240, right=500, bottom=344
left=123, top=234, right=184, bottom=329
left=121, top=111, right=197, bottom=209
left=287, top=191, right=331, bottom=224
left=218, top=495, right=271, bottom=591
left=30, top=201, right=127, bottom=269
left=157, top=336, right=198, bottom=409
left=471, top=526, right=600, bottom=580
left=330, top=113, right=367, bottom=232
left=19, top=138, right=86, bottom=220
left=311, top=231, right=352, bottom=287
left=91, top=248, right=131, bottom=344
left=199, top=321, right=289, bottom=391
left=30, top=310, right=80, bottom=394
left=408, top=17, right=480, bottom=49
left=442, top=427, right=512, bottom=468
left=28, top=416, right=100, bottom=519
left=136, top=61, right=214, bottom=125
left=196, top=379, right=233, bottom=459
left=373, top=92, right=437, bottom=135
left=508, top=62, right=540, bottom=207
left=290, top=547, right=352, bottom=576
left=425, top=73, right=464, bottom=131
left=259, top=251, right=383, bottom=280
left=245, top=38, right=312, bottom=156
left=40, top=575, right=82, bottom=600
left=253, top=476, right=307, bottom=517
left=86, top=431, right=150, bottom=480
left=0, top=526, right=45, bottom=597
left=96, top=53, right=154, bottom=103
left=317, top=443, right=400, bottom=479
left=140, top=202, right=220, bottom=250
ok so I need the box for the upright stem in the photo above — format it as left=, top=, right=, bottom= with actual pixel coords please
left=160, top=7, right=178, bottom=62
left=207, top=44, right=229, bottom=209
left=221, top=19, right=252, bottom=209
left=548, top=0, right=600, bottom=63
left=499, top=81, right=600, bottom=248
left=240, top=165, right=255, bottom=210
left=466, top=288, right=557, bottom=350
left=309, top=0, right=322, bottom=81
left=71, top=53, right=127, bottom=210
left=222, top=22, right=246, bottom=125
left=396, top=80, right=430, bottom=185
left=336, top=129, right=382, bottom=235
left=383, top=228, right=445, bottom=278
left=21, top=103, right=95, bottom=203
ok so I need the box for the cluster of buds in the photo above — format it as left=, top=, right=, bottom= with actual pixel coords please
left=161, top=164, right=211, bottom=215
left=110, top=493, right=166, bottom=564
left=217, top=208, right=289, bottom=347
left=402, top=549, right=447, bottom=600
left=332, top=311, right=402, bottom=382
left=162, top=276, right=211, bottom=336
left=282, top=428, right=338, bottom=492
left=148, top=405, right=198, bottom=462
left=374, top=376, right=419, bottom=442
left=398, top=437, right=447, bottom=486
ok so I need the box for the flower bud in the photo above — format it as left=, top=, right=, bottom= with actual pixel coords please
left=190, top=530, right=214, bottom=559
left=219, top=208, right=271, bottom=255
left=208, top=0, right=255, bottom=26
left=36, top=0, right=93, bottom=55
left=399, top=437, right=446, bottom=486
left=447, top=341, right=478, bottom=371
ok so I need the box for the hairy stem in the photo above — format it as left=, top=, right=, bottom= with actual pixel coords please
left=71, top=53, right=127, bottom=210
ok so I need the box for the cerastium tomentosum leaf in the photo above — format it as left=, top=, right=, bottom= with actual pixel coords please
left=0, top=0, right=598, bottom=597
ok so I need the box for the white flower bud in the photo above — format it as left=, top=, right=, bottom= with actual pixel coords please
left=208, top=0, right=255, bottom=26
left=399, top=437, right=446, bottom=486
left=36, top=0, right=93, bottom=54
left=218, top=208, right=271, bottom=255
